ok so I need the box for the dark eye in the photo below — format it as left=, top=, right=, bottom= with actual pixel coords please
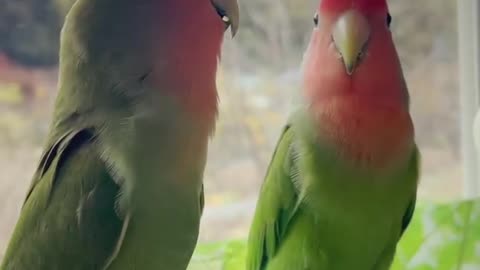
left=313, top=13, right=319, bottom=27
left=214, top=6, right=231, bottom=28
left=386, top=13, right=392, bottom=28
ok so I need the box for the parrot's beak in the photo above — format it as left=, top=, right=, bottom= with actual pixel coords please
left=228, top=1, right=239, bottom=38
left=332, top=10, right=370, bottom=75
left=212, top=0, right=240, bottom=38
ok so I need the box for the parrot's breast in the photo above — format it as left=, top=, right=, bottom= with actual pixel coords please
left=268, top=151, right=417, bottom=270
left=268, top=202, right=405, bottom=270
left=311, top=94, right=414, bottom=171
left=98, top=99, right=212, bottom=269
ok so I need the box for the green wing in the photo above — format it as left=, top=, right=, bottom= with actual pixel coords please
left=400, top=198, right=416, bottom=237
left=246, top=126, right=300, bottom=270
left=399, top=148, right=420, bottom=239
left=0, top=128, right=126, bottom=270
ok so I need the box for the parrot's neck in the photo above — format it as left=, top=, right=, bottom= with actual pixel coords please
left=149, top=38, right=222, bottom=126
left=149, top=62, right=220, bottom=130
left=312, top=95, right=414, bottom=170
left=147, top=1, right=224, bottom=125
left=59, top=0, right=224, bottom=130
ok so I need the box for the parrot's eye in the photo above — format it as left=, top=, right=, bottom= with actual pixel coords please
left=214, top=6, right=232, bottom=29
left=386, top=13, right=392, bottom=28
left=313, top=13, right=319, bottom=27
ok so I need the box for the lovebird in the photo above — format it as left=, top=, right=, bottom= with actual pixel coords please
left=0, top=0, right=239, bottom=269
left=246, top=0, right=419, bottom=269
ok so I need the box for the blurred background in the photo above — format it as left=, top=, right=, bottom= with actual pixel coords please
left=0, top=0, right=462, bottom=260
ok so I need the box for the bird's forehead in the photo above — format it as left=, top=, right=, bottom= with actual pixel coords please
left=319, top=0, right=388, bottom=13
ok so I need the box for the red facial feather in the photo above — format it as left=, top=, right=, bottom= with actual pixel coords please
left=320, top=0, right=388, bottom=12
left=148, top=0, right=225, bottom=125
left=303, top=0, right=412, bottom=170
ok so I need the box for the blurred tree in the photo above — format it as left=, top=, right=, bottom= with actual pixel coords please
left=223, top=0, right=316, bottom=72
left=0, top=0, right=66, bottom=67
left=0, top=0, right=75, bottom=107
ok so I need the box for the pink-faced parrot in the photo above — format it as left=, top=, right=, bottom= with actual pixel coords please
left=0, top=0, right=239, bottom=269
left=246, top=0, right=419, bottom=269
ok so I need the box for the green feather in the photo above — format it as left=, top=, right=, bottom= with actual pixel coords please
left=0, top=129, right=126, bottom=270
left=246, top=114, right=419, bottom=270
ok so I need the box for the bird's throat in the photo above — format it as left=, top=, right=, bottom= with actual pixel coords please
left=312, top=95, right=414, bottom=170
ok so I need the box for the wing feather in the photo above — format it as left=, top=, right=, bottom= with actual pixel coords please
left=1, top=129, right=126, bottom=270
left=246, top=126, right=300, bottom=270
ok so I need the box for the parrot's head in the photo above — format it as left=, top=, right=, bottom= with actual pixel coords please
left=302, top=0, right=408, bottom=107
left=300, top=0, right=414, bottom=169
left=59, top=0, right=239, bottom=119
left=211, top=0, right=240, bottom=38
left=316, top=0, right=390, bottom=75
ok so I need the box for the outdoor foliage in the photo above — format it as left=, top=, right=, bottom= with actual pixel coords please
left=188, top=199, right=480, bottom=270
left=0, top=0, right=75, bottom=67
left=392, top=199, right=480, bottom=270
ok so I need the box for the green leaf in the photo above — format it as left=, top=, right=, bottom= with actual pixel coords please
left=188, top=240, right=247, bottom=270
left=392, top=199, right=480, bottom=270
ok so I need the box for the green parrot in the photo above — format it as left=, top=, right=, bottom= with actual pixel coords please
left=0, top=0, right=239, bottom=269
left=245, top=0, right=419, bottom=269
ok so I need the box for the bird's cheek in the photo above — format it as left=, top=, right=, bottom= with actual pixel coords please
left=328, top=40, right=341, bottom=60
left=303, top=59, right=325, bottom=95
